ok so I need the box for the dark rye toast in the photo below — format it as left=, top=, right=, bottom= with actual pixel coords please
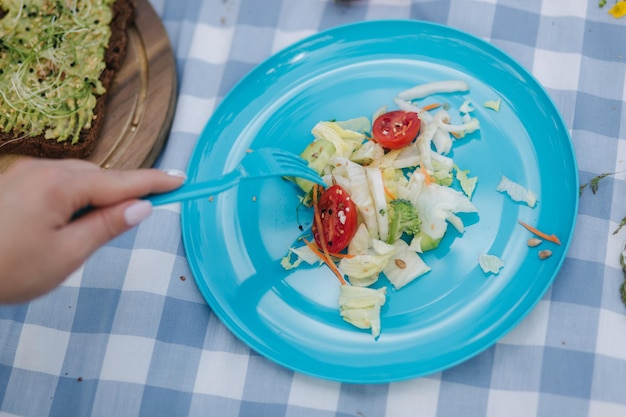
left=0, top=0, right=134, bottom=159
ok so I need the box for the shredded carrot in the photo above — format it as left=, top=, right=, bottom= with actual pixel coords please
left=422, top=103, right=442, bottom=111
left=384, top=184, right=396, bottom=200
left=303, top=238, right=347, bottom=285
left=518, top=220, right=561, bottom=245
left=303, top=239, right=355, bottom=259
left=420, top=165, right=433, bottom=185
left=312, top=185, right=328, bottom=250
left=330, top=252, right=355, bottom=259
left=311, top=185, right=347, bottom=285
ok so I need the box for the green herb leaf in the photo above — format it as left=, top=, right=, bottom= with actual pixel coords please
left=591, top=172, right=613, bottom=193
left=619, top=248, right=626, bottom=306
left=579, top=172, right=615, bottom=196
left=614, top=215, right=626, bottom=235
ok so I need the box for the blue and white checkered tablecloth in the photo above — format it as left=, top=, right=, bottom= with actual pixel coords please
left=1, top=0, right=625, bottom=416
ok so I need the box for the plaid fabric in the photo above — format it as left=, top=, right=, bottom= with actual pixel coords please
left=1, top=0, right=625, bottom=416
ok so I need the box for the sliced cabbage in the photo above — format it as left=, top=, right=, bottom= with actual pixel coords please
left=339, top=239, right=395, bottom=286
left=280, top=252, right=305, bottom=270
left=311, top=121, right=363, bottom=159
left=415, top=182, right=478, bottom=240
left=479, top=254, right=504, bottom=275
left=496, top=175, right=537, bottom=208
left=372, top=239, right=395, bottom=255
left=331, top=156, right=380, bottom=238
left=348, top=223, right=372, bottom=255
left=381, top=167, right=402, bottom=200
left=432, top=166, right=454, bottom=187
left=415, top=119, right=439, bottom=172
left=366, top=167, right=389, bottom=242
left=459, top=99, right=475, bottom=114
left=335, top=117, right=371, bottom=134
left=329, top=173, right=351, bottom=193
left=398, top=169, right=426, bottom=206
left=383, top=240, right=431, bottom=289
left=397, top=80, right=470, bottom=101
left=484, top=99, right=502, bottom=112
left=280, top=245, right=320, bottom=270
left=290, top=245, right=322, bottom=264
left=338, top=285, right=387, bottom=338
left=431, top=152, right=455, bottom=173
left=445, top=213, right=463, bottom=233
left=388, top=146, right=422, bottom=170
left=340, top=254, right=387, bottom=287
left=455, top=167, right=478, bottom=199
left=369, top=148, right=401, bottom=170
left=437, top=116, right=480, bottom=136
left=350, top=140, right=385, bottom=165
left=393, top=98, right=434, bottom=124
left=433, top=128, right=453, bottom=155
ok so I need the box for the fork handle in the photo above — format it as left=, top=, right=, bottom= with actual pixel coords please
left=145, top=170, right=241, bottom=206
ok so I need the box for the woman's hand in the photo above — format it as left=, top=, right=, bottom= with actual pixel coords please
left=0, top=158, right=185, bottom=303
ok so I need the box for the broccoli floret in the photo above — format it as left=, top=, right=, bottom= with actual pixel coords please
left=387, top=199, right=421, bottom=243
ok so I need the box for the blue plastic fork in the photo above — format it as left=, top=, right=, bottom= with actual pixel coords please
left=146, top=148, right=325, bottom=206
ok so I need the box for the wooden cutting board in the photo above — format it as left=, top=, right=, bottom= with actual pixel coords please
left=0, top=0, right=177, bottom=172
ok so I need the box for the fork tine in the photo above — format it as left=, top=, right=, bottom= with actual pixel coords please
left=298, top=167, right=326, bottom=185
left=272, top=152, right=311, bottom=170
left=267, top=148, right=306, bottom=163
left=273, top=151, right=325, bottom=185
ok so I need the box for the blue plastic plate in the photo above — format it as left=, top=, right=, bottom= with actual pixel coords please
left=181, top=20, right=578, bottom=383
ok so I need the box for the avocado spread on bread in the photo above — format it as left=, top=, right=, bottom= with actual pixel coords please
left=0, top=0, right=115, bottom=144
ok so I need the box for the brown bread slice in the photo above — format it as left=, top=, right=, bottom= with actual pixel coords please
left=0, top=0, right=135, bottom=159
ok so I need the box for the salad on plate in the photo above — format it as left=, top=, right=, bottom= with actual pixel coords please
left=281, top=80, right=489, bottom=338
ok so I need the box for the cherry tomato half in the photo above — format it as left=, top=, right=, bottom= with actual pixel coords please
left=313, top=185, right=358, bottom=253
left=372, top=110, right=421, bottom=149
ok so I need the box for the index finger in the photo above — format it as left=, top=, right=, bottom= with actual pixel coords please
left=65, top=168, right=186, bottom=211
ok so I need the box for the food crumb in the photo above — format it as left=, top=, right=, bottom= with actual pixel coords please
left=208, top=196, right=214, bottom=202
left=479, top=254, right=504, bottom=275
left=484, top=99, right=501, bottom=112
left=180, top=275, right=187, bottom=281
left=77, top=377, right=83, bottom=382
left=527, top=238, right=542, bottom=247
left=252, top=196, right=257, bottom=202
left=538, top=250, right=552, bottom=260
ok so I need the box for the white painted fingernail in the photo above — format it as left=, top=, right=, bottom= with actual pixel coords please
left=163, top=169, right=187, bottom=180
left=124, top=200, right=153, bottom=226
